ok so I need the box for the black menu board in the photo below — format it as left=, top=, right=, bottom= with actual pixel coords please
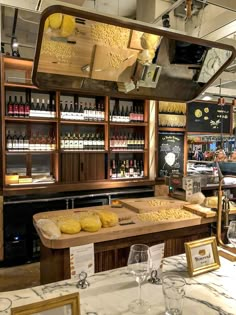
left=187, top=102, right=231, bottom=133
left=158, top=132, right=184, bottom=177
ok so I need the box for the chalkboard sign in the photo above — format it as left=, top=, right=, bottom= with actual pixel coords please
left=158, top=132, right=184, bottom=177
left=187, top=102, right=231, bottom=133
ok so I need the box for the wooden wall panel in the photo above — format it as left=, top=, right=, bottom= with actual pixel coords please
left=0, top=196, right=3, bottom=260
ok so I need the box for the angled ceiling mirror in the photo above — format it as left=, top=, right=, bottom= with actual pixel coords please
left=33, top=5, right=236, bottom=102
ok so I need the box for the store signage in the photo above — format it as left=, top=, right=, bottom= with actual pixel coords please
left=187, top=102, right=231, bottom=133
left=185, top=236, right=220, bottom=277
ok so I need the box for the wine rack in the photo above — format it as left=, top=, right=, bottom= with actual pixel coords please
left=0, top=57, right=152, bottom=196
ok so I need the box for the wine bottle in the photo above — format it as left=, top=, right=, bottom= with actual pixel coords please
left=12, top=131, right=18, bottom=150
left=64, top=133, right=70, bottom=149
left=64, top=101, right=69, bottom=119
left=120, top=106, right=125, bottom=122
left=111, top=160, right=116, bottom=178
left=13, top=96, right=19, bottom=117
left=125, top=106, right=129, bottom=123
left=6, top=130, right=13, bottom=150
left=23, top=132, right=29, bottom=150
left=88, top=103, right=93, bottom=121
left=74, top=102, right=79, bottom=120
left=60, top=133, right=65, bottom=150
left=101, top=133, right=105, bottom=150
left=35, top=98, right=40, bottom=117
left=79, top=102, right=84, bottom=121
left=7, top=96, right=13, bottom=117
left=84, top=102, right=88, bottom=121
left=92, top=133, right=96, bottom=150
left=129, top=160, right=134, bottom=177
left=69, top=101, right=74, bottom=120
left=18, top=132, right=24, bottom=150
left=41, top=99, right=46, bottom=117
left=73, top=133, right=79, bottom=150
left=51, top=100, right=56, bottom=117
left=30, top=98, right=35, bottom=117
left=24, top=98, right=30, bottom=118
left=88, top=133, right=93, bottom=150
left=120, top=160, right=125, bottom=177
left=125, top=160, right=129, bottom=177
left=69, top=132, right=74, bottom=150
left=78, top=133, right=84, bottom=150
left=140, top=160, right=144, bottom=177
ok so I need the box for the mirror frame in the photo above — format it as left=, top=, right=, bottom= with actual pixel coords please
left=32, top=5, right=236, bottom=102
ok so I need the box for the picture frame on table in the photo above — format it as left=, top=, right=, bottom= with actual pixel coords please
left=11, top=292, right=80, bottom=315
left=185, top=236, right=220, bottom=277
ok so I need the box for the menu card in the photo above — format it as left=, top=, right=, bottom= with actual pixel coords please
left=70, top=243, right=95, bottom=279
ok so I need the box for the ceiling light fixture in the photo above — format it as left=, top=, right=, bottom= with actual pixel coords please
left=12, top=37, right=18, bottom=48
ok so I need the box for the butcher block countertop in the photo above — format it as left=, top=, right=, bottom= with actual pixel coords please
left=33, top=197, right=216, bottom=250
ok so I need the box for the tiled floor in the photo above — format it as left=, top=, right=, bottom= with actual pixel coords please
left=0, top=262, right=40, bottom=292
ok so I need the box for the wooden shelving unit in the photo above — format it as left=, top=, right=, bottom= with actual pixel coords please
left=1, top=56, right=153, bottom=197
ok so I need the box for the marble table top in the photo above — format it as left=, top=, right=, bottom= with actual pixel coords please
left=0, top=254, right=235, bottom=315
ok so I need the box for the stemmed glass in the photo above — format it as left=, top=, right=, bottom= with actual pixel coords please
left=227, top=221, right=236, bottom=247
left=127, top=244, right=151, bottom=314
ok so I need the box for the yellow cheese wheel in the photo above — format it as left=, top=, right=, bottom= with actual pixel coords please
left=59, top=218, right=81, bottom=234
left=60, top=15, right=76, bottom=37
left=49, top=13, right=63, bottom=30
left=80, top=215, right=102, bottom=232
left=97, top=210, right=118, bottom=228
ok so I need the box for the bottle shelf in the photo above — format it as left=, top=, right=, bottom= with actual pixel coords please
left=5, top=117, right=57, bottom=123
left=110, top=176, right=145, bottom=180
left=4, top=82, right=38, bottom=89
left=60, top=149, right=107, bottom=153
left=6, top=150, right=57, bottom=155
left=109, top=149, right=147, bottom=153
left=60, top=119, right=106, bottom=125
left=110, top=122, right=147, bottom=126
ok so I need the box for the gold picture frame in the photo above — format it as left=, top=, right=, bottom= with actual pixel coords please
left=11, top=292, right=80, bottom=315
left=184, top=236, right=220, bottom=277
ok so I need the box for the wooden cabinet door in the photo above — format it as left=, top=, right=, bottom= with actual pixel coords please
left=80, top=153, right=105, bottom=181
left=60, top=153, right=81, bottom=183
left=60, top=153, right=106, bottom=182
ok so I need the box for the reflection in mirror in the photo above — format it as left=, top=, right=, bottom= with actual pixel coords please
left=33, top=6, right=236, bottom=102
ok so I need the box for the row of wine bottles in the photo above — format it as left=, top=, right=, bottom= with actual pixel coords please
left=61, top=133, right=105, bottom=151
left=110, top=159, right=144, bottom=179
left=7, top=96, right=56, bottom=118
left=6, top=130, right=56, bottom=151
left=110, top=134, right=145, bottom=151
left=6, top=96, right=145, bottom=123
left=110, top=104, right=144, bottom=123
left=60, top=101, right=105, bottom=121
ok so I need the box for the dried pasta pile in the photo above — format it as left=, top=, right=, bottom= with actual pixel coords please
left=41, top=39, right=79, bottom=63
left=159, top=114, right=186, bottom=127
left=137, top=209, right=193, bottom=222
left=91, top=23, right=130, bottom=48
left=159, top=102, right=186, bottom=114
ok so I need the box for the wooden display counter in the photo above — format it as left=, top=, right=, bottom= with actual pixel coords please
left=33, top=198, right=215, bottom=284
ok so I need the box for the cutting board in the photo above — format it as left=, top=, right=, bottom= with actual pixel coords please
left=184, top=203, right=236, bottom=218
left=183, top=204, right=216, bottom=218
left=120, top=197, right=188, bottom=213
left=91, top=45, right=138, bottom=82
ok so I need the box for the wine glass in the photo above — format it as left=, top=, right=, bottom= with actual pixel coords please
left=127, top=244, right=151, bottom=314
left=227, top=221, right=236, bottom=247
